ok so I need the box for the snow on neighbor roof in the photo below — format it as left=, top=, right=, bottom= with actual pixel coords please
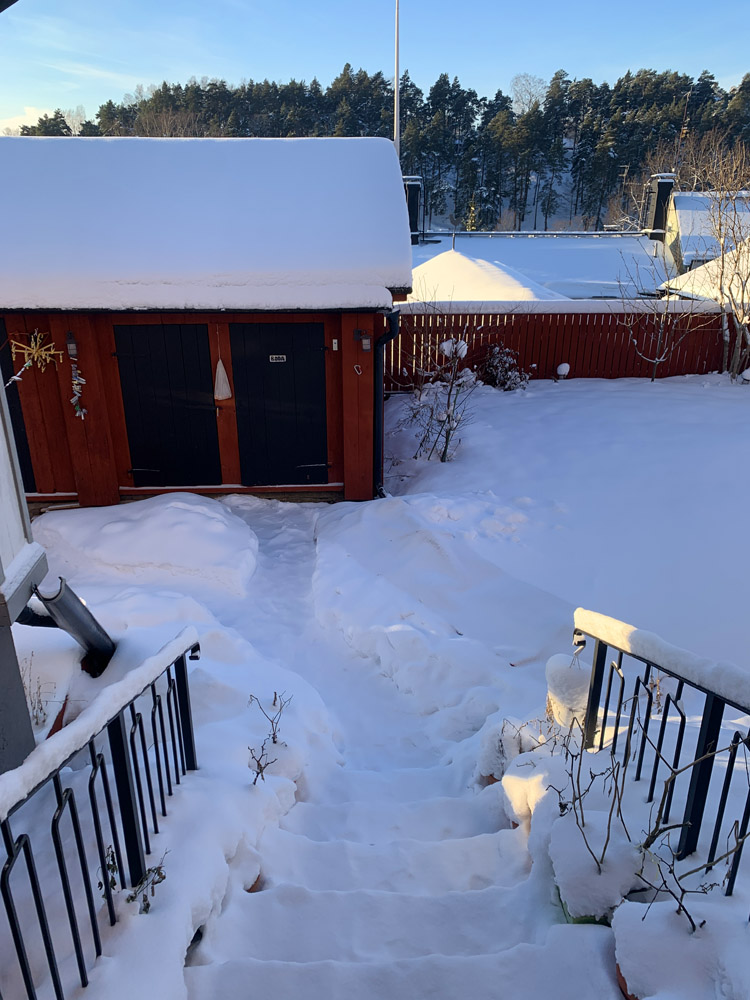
left=670, top=191, right=750, bottom=267
left=0, top=137, right=413, bottom=312
left=412, top=233, right=673, bottom=299
left=407, top=250, right=569, bottom=309
left=668, top=239, right=750, bottom=319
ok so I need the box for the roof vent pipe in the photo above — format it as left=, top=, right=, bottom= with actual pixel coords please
left=403, top=176, right=422, bottom=245
left=643, top=173, right=676, bottom=241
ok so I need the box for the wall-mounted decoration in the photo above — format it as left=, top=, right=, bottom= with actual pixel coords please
left=10, top=329, right=63, bottom=373
left=66, top=331, right=87, bottom=419
left=70, top=366, right=87, bottom=419
left=214, top=358, right=232, bottom=400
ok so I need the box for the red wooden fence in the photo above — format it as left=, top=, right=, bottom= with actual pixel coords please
left=381, top=307, right=729, bottom=391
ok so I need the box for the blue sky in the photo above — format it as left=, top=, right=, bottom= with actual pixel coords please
left=0, top=0, right=746, bottom=131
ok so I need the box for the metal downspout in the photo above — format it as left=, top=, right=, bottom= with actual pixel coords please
left=34, top=578, right=116, bottom=677
left=373, top=309, right=400, bottom=497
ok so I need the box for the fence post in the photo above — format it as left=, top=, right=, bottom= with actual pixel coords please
left=583, top=638, right=607, bottom=749
left=173, top=648, right=199, bottom=771
left=107, top=709, right=146, bottom=887
left=676, top=692, right=725, bottom=859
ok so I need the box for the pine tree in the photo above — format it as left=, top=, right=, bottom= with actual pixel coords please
left=464, top=196, right=478, bottom=230
left=57, top=64, right=745, bottom=230
left=20, top=109, right=72, bottom=136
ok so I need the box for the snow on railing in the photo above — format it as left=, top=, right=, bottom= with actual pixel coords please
left=0, top=627, right=198, bottom=822
left=574, top=609, right=750, bottom=713
left=1, top=628, right=200, bottom=999
left=572, top=609, right=750, bottom=891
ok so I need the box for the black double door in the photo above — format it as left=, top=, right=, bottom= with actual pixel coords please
left=114, top=323, right=221, bottom=488
left=230, top=322, right=328, bottom=486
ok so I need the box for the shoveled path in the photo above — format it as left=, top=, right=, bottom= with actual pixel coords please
left=184, top=499, right=619, bottom=1000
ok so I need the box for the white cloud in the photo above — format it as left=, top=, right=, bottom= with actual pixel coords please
left=0, top=107, right=53, bottom=133
left=44, top=60, right=144, bottom=90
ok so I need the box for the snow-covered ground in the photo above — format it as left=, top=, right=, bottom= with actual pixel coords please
left=386, top=374, right=749, bottom=667
left=5, top=374, right=750, bottom=1000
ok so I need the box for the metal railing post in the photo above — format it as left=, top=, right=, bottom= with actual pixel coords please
left=676, top=692, right=725, bottom=859
left=583, top=638, right=607, bottom=748
left=174, top=647, right=199, bottom=771
left=107, top=709, right=146, bottom=887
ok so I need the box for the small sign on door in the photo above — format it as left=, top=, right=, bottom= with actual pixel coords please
left=269, top=355, right=287, bottom=363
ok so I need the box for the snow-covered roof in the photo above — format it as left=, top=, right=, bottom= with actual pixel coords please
left=407, top=250, right=569, bottom=308
left=668, top=238, right=750, bottom=319
left=412, top=233, right=673, bottom=299
left=0, top=137, right=412, bottom=312
left=669, top=191, right=750, bottom=267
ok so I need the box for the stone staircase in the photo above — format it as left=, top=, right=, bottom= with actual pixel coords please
left=184, top=759, right=619, bottom=999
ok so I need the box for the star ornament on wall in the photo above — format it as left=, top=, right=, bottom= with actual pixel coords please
left=10, top=329, right=64, bottom=373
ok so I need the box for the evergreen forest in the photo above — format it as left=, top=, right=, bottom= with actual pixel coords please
left=16, top=65, right=750, bottom=231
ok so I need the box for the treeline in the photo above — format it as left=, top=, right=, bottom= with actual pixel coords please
left=19, top=65, right=750, bottom=230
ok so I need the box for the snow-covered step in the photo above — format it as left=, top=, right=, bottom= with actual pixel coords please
left=280, top=787, right=505, bottom=843
left=307, top=763, right=469, bottom=804
left=193, top=879, right=557, bottom=965
left=185, top=924, right=620, bottom=1000
left=258, top=826, right=529, bottom=895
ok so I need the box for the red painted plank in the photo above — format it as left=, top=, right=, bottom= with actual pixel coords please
left=49, top=313, right=119, bottom=506
left=4, top=314, right=57, bottom=493
left=13, top=315, right=76, bottom=493
left=94, top=315, right=134, bottom=488
left=340, top=313, right=375, bottom=500
left=325, top=315, right=344, bottom=484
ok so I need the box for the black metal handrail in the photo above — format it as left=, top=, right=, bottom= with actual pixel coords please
left=0, top=640, right=199, bottom=999
left=573, top=610, right=750, bottom=895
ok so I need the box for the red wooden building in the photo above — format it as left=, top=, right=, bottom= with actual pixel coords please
left=0, top=137, right=412, bottom=507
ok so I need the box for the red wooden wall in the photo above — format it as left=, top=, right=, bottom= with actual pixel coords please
left=381, top=309, right=729, bottom=390
left=1, top=310, right=378, bottom=506
left=2, top=306, right=731, bottom=508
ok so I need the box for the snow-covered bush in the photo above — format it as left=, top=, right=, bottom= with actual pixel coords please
left=545, top=651, right=590, bottom=729
left=476, top=716, right=554, bottom=783
left=550, top=809, right=640, bottom=922
left=248, top=691, right=293, bottom=785
left=404, top=338, right=479, bottom=462
left=506, top=708, right=750, bottom=936
left=439, top=337, right=468, bottom=359
left=475, top=343, right=529, bottom=391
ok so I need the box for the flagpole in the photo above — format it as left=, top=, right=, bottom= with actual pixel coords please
left=394, top=0, right=400, bottom=159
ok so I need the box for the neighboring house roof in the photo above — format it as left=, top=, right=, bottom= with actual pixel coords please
left=668, top=239, right=750, bottom=321
left=412, top=233, right=673, bottom=300
left=668, top=191, right=750, bottom=269
left=0, top=137, right=412, bottom=311
left=407, top=249, right=569, bottom=308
